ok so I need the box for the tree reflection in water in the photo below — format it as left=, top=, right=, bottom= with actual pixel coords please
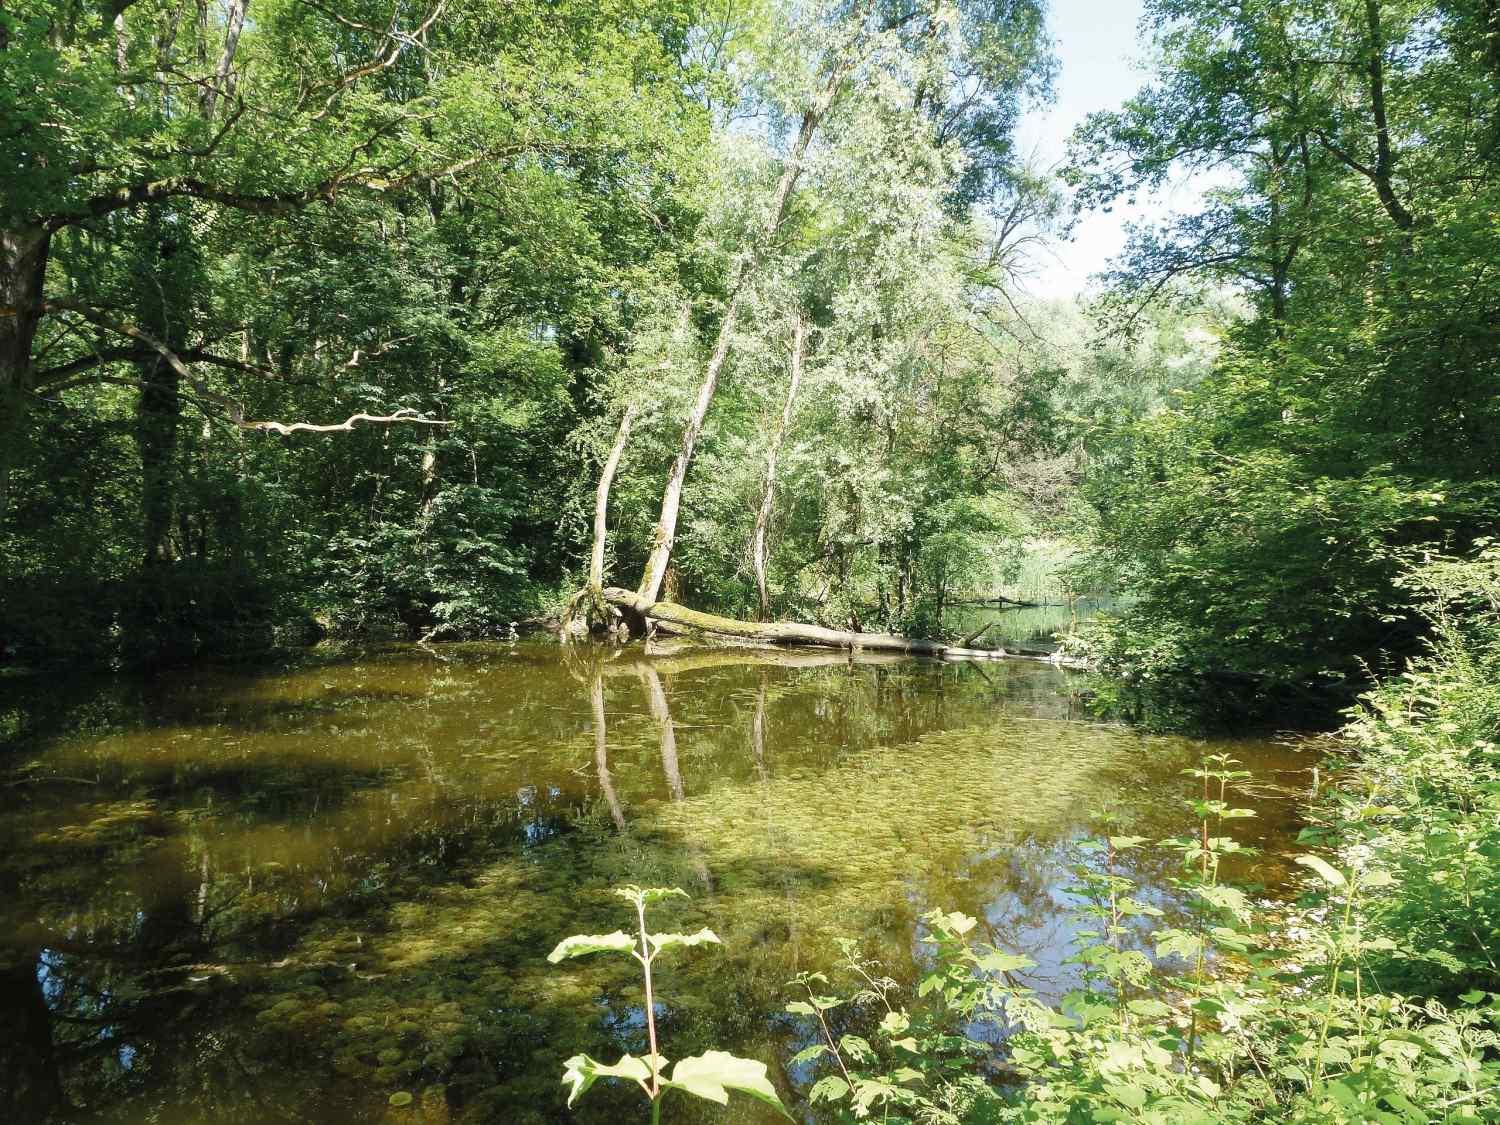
left=0, top=641, right=1312, bottom=1123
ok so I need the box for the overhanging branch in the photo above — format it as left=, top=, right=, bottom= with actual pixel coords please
left=32, top=300, right=451, bottom=435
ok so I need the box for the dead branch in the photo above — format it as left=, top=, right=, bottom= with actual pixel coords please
left=241, top=408, right=451, bottom=435
left=34, top=300, right=451, bottom=434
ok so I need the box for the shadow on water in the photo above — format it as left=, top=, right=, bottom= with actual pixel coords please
left=0, top=640, right=1318, bottom=1123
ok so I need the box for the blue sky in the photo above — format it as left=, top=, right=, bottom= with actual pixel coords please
left=1012, top=0, right=1202, bottom=297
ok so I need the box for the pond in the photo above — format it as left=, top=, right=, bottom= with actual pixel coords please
left=0, top=641, right=1313, bottom=1124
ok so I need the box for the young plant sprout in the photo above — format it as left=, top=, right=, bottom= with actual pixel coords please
left=547, top=885, right=791, bottom=1123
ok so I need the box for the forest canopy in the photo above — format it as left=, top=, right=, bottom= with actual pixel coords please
left=2, top=0, right=1064, bottom=664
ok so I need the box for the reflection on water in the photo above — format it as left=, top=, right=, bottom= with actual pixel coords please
left=0, top=641, right=1312, bottom=1123
left=944, top=599, right=1112, bottom=652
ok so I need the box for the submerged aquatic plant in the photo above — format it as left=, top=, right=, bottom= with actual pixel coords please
left=787, top=752, right=1500, bottom=1123
left=547, top=884, right=791, bottom=1123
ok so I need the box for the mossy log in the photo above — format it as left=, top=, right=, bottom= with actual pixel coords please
left=600, top=587, right=1053, bottom=662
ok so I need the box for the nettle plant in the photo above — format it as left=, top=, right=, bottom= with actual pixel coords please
left=547, top=885, right=791, bottom=1123
left=785, top=913, right=1040, bottom=1121
left=788, top=754, right=1500, bottom=1122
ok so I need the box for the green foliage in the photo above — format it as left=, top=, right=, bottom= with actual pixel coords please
left=3, top=0, right=1060, bottom=662
left=1064, top=0, right=1500, bottom=724
left=1328, top=545, right=1500, bottom=997
left=547, top=885, right=792, bottom=1122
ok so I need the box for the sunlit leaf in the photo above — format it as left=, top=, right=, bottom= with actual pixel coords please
left=879, top=1010, right=910, bottom=1036
left=667, top=1051, right=791, bottom=1118
left=976, top=950, right=1035, bottom=974
left=560, top=1053, right=650, bottom=1107
left=648, top=927, right=721, bottom=953
left=809, top=1075, right=850, bottom=1104
left=547, top=931, right=636, bottom=962
left=1294, top=854, right=1347, bottom=888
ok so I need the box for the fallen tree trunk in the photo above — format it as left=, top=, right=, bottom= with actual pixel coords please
left=600, top=587, right=1069, bottom=663
left=950, top=594, right=1050, bottom=608
left=960, top=619, right=997, bottom=647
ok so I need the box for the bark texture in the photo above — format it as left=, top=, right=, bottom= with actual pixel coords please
left=589, top=403, right=636, bottom=591
left=0, top=226, right=50, bottom=516
left=751, top=315, right=806, bottom=619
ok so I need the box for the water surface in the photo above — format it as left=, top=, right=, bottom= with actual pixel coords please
left=0, top=641, right=1311, bottom=1123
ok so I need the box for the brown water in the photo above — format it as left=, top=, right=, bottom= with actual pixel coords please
left=0, top=641, right=1313, bottom=1124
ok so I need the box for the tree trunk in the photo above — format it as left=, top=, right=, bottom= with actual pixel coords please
left=636, top=69, right=845, bottom=603
left=589, top=403, right=636, bottom=592
left=0, top=954, right=65, bottom=1121
left=602, top=586, right=1038, bottom=660
left=200, top=0, right=248, bottom=118
left=137, top=353, right=181, bottom=565
left=751, top=315, right=806, bottom=620
left=598, top=644, right=905, bottom=678
left=1362, top=0, right=1415, bottom=229
left=0, top=225, right=50, bottom=520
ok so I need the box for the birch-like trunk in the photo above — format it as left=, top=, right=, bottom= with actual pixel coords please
left=200, top=0, right=248, bottom=118
left=751, top=315, right=806, bottom=620
left=636, top=65, right=846, bottom=603
left=588, top=403, right=636, bottom=592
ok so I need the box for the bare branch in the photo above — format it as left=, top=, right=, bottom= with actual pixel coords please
left=241, top=409, right=452, bottom=435
left=32, top=300, right=451, bottom=435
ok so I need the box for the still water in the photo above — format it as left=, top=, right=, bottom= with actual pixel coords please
left=0, top=640, right=1312, bottom=1124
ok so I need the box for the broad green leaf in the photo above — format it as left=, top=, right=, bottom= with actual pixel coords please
left=547, top=931, right=636, bottom=962
left=809, top=1075, right=850, bottom=1104
left=1106, top=1083, right=1147, bottom=1109
left=855, top=1078, right=903, bottom=1110
left=1155, top=928, right=1205, bottom=962
left=976, top=950, right=1035, bottom=974
left=939, top=911, right=978, bottom=936
left=648, top=927, right=721, bottom=953
left=838, top=1034, right=875, bottom=1063
left=614, top=886, right=689, bottom=907
left=667, top=1051, right=791, bottom=1118
left=785, top=1000, right=815, bottom=1015
left=560, top=1053, right=651, bottom=1107
left=1294, top=854, right=1347, bottom=887
left=788, top=1044, right=828, bottom=1065
left=879, top=1010, right=910, bottom=1036
left=1196, top=884, right=1250, bottom=918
